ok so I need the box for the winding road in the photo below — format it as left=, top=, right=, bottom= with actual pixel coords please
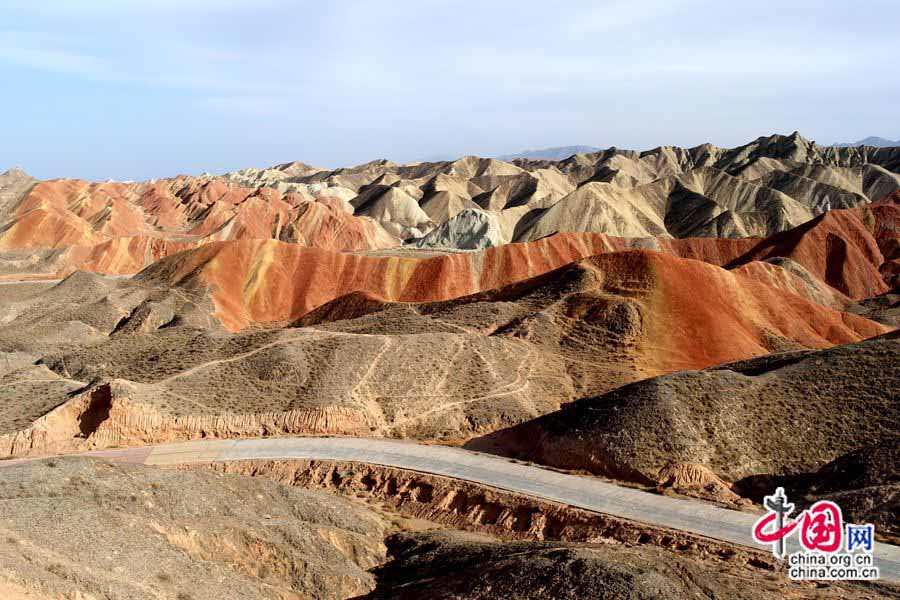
left=3, top=436, right=898, bottom=583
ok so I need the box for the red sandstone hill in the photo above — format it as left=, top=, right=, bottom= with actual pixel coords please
left=3, top=171, right=898, bottom=331
left=2, top=245, right=886, bottom=460
left=135, top=233, right=621, bottom=330
left=864, top=191, right=900, bottom=286
left=725, top=208, right=888, bottom=299
left=608, top=250, right=887, bottom=372
left=0, top=176, right=397, bottom=271
left=136, top=233, right=889, bottom=369
left=133, top=219, right=891, bottom=335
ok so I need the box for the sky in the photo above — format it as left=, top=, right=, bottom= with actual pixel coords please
left=1, top=0, right=898, bottom=181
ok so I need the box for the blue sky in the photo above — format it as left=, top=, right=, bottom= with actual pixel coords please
left=1, top=0, right=898, bottom=181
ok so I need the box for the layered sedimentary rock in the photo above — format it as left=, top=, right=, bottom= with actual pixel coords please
left=1, top=247, right=888, bottom=458
left=6, top=133, right=900, bottom=274
left=202, top=459, right=753, bottom=553
left=409, top=208, right=506, bottom=249
left=0, top=174, right=399, bottom=279
left=726, top=209, right=889, bottom=299
left=134, top=232, right=619, bottom=330
left=2, top=133, right=899, bottom=530
left=135, top=231, right=892, bottom=338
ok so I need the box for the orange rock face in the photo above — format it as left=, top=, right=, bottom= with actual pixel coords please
left=862, top=192, right=900, bottom=286
left=137, top=233, right=622, bottom=330
left=725, top=209, right=889, bottom=299
left=137, top=232, right=891, bottom=351
left=619, top=251, right=886, bottom=373
left=3, top=174, right=896, bottom=334
left=1, top=179, right=144, bottom=249
left=0, top=177, right=398, bottom=277
left=657, top=237, right=759, bottom=267
left=58, top=237, right=200, bottom=276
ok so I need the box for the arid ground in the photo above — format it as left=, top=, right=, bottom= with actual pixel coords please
left=1, top=133, right=898, bottom=598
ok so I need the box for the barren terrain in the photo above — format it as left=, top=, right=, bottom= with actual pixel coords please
left=2, top=456, right=895, bottom=599
left=1, top=132, right=899, bottom=598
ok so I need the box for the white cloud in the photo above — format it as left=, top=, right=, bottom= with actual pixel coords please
left=2, top=0, right=898, bottom=177
left=0, top=44, right=108, bottom=77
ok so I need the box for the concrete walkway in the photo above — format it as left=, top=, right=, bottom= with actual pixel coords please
left=5, top=436, right=899, bottom=583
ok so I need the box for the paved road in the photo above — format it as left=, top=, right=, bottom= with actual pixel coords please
left=4, top=436, right=899, bottom=583
left=0, top=275, right=131, bottom=286
left=0, top=278, right=61, bottom=285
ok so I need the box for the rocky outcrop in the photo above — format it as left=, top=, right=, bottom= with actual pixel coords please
left=0, top=167, right=36, bottom=221
left=726, top=208, right=889, bottom=299
left=195, top=459, right=766, bottom=562
left=655, top=462, right=744, bottom=505
left=353, top=186, right=434, bottom=239
left=409, top=208, right=505, bottom=249
left=0, top=381, right=374, bottom=458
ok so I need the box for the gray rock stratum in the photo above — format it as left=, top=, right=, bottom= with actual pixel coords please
left=409, top=208, right=505, bottom=249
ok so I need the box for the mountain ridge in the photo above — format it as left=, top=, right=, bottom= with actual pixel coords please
left=834, top=136, right=900, bottom=148
left=496, top=145, right=602, bottom=161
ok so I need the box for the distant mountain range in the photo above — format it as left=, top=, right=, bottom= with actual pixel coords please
left=496, top=145, right=601, bottom=161
left=499, top=138, right=900, bottom=156
left=834, top=136, right=900, bottom=148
